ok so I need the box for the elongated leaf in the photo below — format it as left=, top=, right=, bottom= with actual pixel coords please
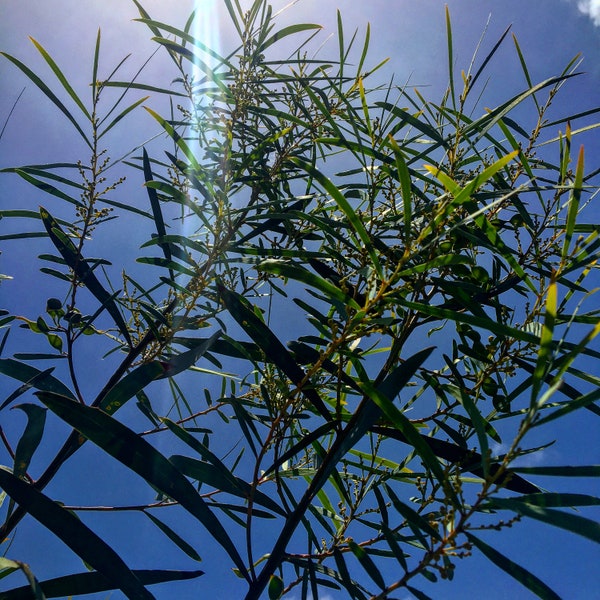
left=15, top=170, right=82, bottom=206
left=99, top=96, right=149, bottom=139
left=488, top=497, right=600, bottom=543
left=258, top=260, right=361, bottom=309
left=562, top=145, right=585, bottom=259
left=531, top=281, right=557, bottom=405
left=358, top=376, right=447, bottom=489
left=512, top=465, right=600, bottom=477
left=36, top=392, right=249, bottom=582
left=384, top=483, right=441, bottom=542
left=0, top=359, right=75, bottom=401
left=0, top=569, right=203, bottom=600
left=144, top=512, right=202, bottom=562
left=12, top=404, right=46, bottom=479
left=258, top=23, right=322, bottom=53
left=348, top=540, right=385, bottom=590
left=0, top=467, right=153, bottom=600
left=466, top=532, right=560, bottom=600
left=290, top=158, right=383, bottom=279
left=388, top=136, right=412, bottom=240
left=29, top=37, right=90, bottom=119
left=39, top=207, right=131, bottom=346
left=456, top=389, right=489, bottom=477
left=500, top=492, right=600, bottom=508
left=100, top=332, right=220, bottom=415
left=169, top=455, right=286, bottom=516
left=0, top=52, right=91, bottom=148
left=142, top=148, right=171, bottom=267
left=218, top=284, right=331, bottom=421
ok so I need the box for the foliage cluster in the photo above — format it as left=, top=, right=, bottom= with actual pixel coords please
left=0, top=1, right=599, bottom=598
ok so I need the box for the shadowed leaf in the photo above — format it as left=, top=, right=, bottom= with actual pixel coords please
left=0, top=467, right=154, bottom=600
left=35, top=391, right=249, bottom=582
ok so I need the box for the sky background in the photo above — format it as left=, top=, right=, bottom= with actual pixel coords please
left=1, top=1, right=599, bottom=599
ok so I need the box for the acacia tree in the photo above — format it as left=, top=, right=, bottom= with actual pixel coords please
left=0, top=1, right=599, bottom=598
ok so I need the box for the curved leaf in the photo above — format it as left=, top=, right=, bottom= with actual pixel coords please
left=466, top=532, right=560, bottom=600
left=0, top=569, right=203, bottom=600
left=39, top=207, right=131, bottom=346
left=35, top=391, right=249, bottom=582
left=12, top=404, right=46, bottom=479
left=0, top=467, right=153, bottom=600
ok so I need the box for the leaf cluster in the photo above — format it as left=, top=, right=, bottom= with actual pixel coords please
left=0, top=2, right=599, bottom=599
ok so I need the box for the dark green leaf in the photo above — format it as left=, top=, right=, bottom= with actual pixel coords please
left=0, top=569, right=203, bottom=599
left=268, top=575, right=284, bottom=600
left=39, top=207, right=131, bottom=346
left=0, top=360, right=75, bottom=402
left=144, top=512, right=202, bottom=562
left=466, top=532, right=560, bottom=599
left=348, top=541, right=385, bottom=590
left=488, top=497, right=600, bottom=544
left=218, top=284, right=331, bottom=421
left=0, top=467, right=154, bottom=600
left=12, top=404, right=46, bottom=479
left=36, top=391, right=249, bottom=582
left=169, top=455, right=286, bottom=516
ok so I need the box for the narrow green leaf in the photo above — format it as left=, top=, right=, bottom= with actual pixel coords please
left=258, top=24, right=322, bottom=53
left=384, top=483, right=441, bottom=542
left=268, top=575, right=284, bottom=600
left=488, top=497, right=600, bottom=544
left=381, top=523, right=408, bottom=571
left=290, top=158, right=383, bottom=280
left=0, top=359, right=75, bottom=401
left=144, top=512, right=202, bottom=562
left=531, top=281, right=557, bottom=405
left=0, top=467, right=153, bottom=600
left=142, top=148, right=171, bottom=269
left=257, top=260, right=361, bottom=309
left=143, top=108, right=202, bottom=172
left=388, top=136, right=412, bottom=241
left=348, top=541, right=385, bottom=590
left=98, top=96, right=149, bottom=139
left=29, top=37, right=91, bottom=120
left=502, top=492, right=600, bottom=508
left=466, top=532, right=560, bottom=599
left=562, top=145, right=584, bottom=259
left=39, top=207, right=131, bottom=346
left=457, top=390, right=490, bottom=477
left=406, top=585, right=433, bottom=600
left=15, top=170, right=82, bottom=206
left=169, top=455, right=286, bottom=516
left=100, top=81, right=187, bottom=97
left=0, top=569, right=204, bottom=600
left=36, top=392, right=249, bottom=582
left=511, top=465, right=600, bottom=477
left=99, top=362, right=166, bottom=416
left=12, top=404, right=46, bottom=479
left=394, top=297, right=539, bottom=344
left=218, top=284, right=331, bottom=421
left=445, top=6, right=456, bottom=109
left=332, top=547, right=368, bottom=600
left=0, top=52, right=91, bottom=148
left=359, top=377, right=447, bottom=489
left=92, top=28, right=101, bottom=104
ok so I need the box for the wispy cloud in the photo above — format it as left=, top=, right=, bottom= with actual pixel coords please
left=576, top=0, right=600, bottom=26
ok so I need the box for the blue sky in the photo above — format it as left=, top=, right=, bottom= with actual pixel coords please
left=1, top=1, right=599, bottom=599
